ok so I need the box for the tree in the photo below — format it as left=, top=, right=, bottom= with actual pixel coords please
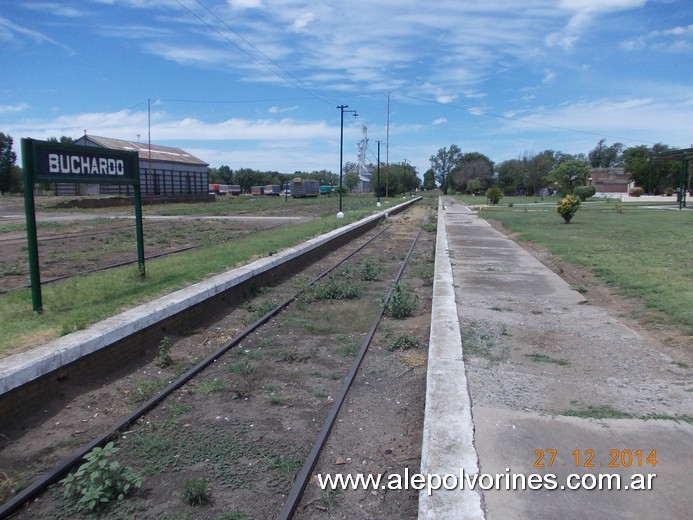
left=451, top=152, right=494, bottom=193
left=47, top=135, right=74, bottom=145
left=422, top=168, right=436, bottom=190
left=588, top=139, right=624, bottom=167
left=548, top=159, right=590, bottom=195
left=344, top=171, right=359, bottom=192
left=217, top=165, right=233, bottom=183
left=524, top=150, right=556, bottom=196
left=466, top=178, right=481, bottom=194
left=429, top=145, right=462, bottom=194
left=495, top=159, right=524, bottom=194
left=0, top=133, right=18, bottom=195
left=624, top=143, right=679, bottom=194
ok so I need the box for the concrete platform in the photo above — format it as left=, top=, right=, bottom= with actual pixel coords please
left=419, top=197, right=692, bottom=519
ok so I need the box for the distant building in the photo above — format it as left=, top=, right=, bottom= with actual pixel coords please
left=589, top=167, right=632, bottom=195
left=52, top=135, right=209, bottom=199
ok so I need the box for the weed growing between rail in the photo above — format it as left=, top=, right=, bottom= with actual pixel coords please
left=60, top=442, right=142, bottom=513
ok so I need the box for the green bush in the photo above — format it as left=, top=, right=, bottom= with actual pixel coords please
left=359, top=257, right=382, bottom=281
left=386, top=333, right=419, bottom=351
left=485, top=187, right=503, bottom=205
left=180, top=477, right=210, bottom=506
left=629, top=187, right=644, bottom=197
left=556, top=195, right=581, bottom=223
left=60, top=442, right=142, bottom=512
left=156, top=336, right=172, bottom=368
left=300, top=268, right=361, bottom=302
left=573, top=186, right=596, bottom=202
left=384, top=283, right=417, bottom=318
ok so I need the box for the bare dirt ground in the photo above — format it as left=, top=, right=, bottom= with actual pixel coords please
left=0, top=196, right=291, bottom=294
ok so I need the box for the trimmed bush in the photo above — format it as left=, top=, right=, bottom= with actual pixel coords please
left=573, top=185, right=596, bottom=202
left=485, top=187, right=503, bottom=205
left=629, top=187, right=644, bottom=197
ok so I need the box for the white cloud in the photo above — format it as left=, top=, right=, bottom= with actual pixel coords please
left=621, top=24, right=693, bottom=53
left=228, top=0, right=263, bottom=10
left=547, top=0, right=646, bottom=49
left=542, top=68, right=558, bottom=84
left=0, top=15, right=70, bottom=50
left=0, top=103, right=30, bottom=113
left=268, top=105, right=299, bottom=114
left=504, top=96, right=693, bottom=147
left=432, top=118, right=447, bottom=125
left=22, top=3, right=88, bottom=18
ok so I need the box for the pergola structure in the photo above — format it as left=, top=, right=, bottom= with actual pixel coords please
left=649, top=147, right=693, bottom=209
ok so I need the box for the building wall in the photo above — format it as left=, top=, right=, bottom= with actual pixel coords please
left=590, top=168, right=630, bottom=194
left=54, top=162, right=208, bottom=197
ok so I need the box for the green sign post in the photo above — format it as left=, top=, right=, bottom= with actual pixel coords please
left=21, top=138, right=145, bottom=314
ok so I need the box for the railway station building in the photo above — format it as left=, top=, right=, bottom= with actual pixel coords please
left=52, top=135, right=209, bottom=200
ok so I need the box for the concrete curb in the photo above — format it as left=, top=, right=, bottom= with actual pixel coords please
left=418, top=198, right=484, bottom=519
left=0, top=199, right=418, bottom=395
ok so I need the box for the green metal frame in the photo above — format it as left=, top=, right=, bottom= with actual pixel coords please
left=649, top=147, right=692, bottom=210
left=21, top=138, right=145, bottom=314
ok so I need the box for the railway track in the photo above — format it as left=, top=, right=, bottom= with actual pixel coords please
left=0, top=204, right=436, bottom=519
left=0, top=219, right=285, bottom=294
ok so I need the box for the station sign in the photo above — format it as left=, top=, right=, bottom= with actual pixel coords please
left=21, top=138, right=145, bottom=314
left=27, top=139, right=139, bottom=184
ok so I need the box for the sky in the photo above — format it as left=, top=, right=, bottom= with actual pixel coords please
left=1, top=0, right=692, bottom=177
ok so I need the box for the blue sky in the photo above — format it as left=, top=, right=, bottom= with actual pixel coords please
left=1, top=0, right=691, bottom=177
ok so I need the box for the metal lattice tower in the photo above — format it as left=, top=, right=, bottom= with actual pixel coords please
left=347, top=126, right=372, bottom=192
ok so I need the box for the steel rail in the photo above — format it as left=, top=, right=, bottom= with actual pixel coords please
left=277, top=225, right=424, bottom=519
left=0, top=222, right=394, bottom=520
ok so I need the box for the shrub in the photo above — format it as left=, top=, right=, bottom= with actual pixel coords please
left=556, top=195, right=581, bottom=223
left=384, top=283, right=417, bottom=318
left=61, top=442, right=142, bottom=512
left=359, top=257, right=382, bottom=281
left=573, top=186, right=596, bottom=202
left=180, top=477, right=210, bottom=506
left=300, top=268, right=361, bottom=301
left=386, top=333, right=419, bottom=351
left=485, top=187, right=503, bottom=205
left=156, top=336, right=172, bottom=368
left=629, top=187, right=644, bottom=197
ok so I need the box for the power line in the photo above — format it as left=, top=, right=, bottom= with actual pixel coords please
left=173, top=0, right=335, bottom=107
left=84, top=100, right=148, bottom=134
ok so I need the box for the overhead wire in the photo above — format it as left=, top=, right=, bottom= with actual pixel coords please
left=173, top=0, right=336, bottom=107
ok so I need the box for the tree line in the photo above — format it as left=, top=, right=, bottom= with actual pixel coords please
left=0, top=132, right=685, bottom=197
left=426, top=139, right=686, bottom=197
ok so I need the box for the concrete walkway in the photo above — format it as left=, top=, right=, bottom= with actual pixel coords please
left=420, top=197, right=692, bottom=519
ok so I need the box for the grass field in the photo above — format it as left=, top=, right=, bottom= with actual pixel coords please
left=460, top=196, right=693, bottom=336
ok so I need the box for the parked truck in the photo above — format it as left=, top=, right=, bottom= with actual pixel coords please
left=291, top=178, right=320, bottom=198
left=264, top=184, right=281, bottom=196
